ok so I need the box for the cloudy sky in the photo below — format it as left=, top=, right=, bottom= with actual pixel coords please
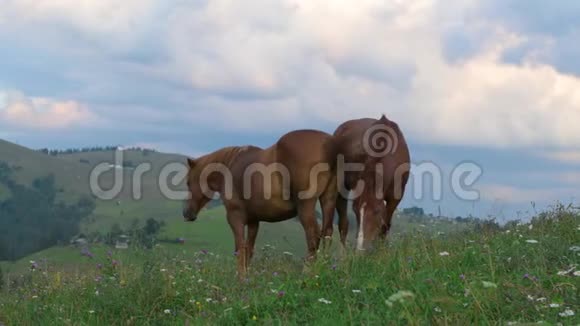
left=1, top=0, right=579, bottom=219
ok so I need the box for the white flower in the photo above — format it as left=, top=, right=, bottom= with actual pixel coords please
left=573, top=271, right=580, bottom=277
left=318, top=298, right=332, bottom=304
left=205, top=298, right=213, bottom=303
left=527, top=295, right=535, bottom=301
left=32, top=295, right=38, bottom=299
left=385, top=290, right=415, bottom=307
left=482, top=281, right=497, bottom=289
left=352, top=289, right=362, bottom=294
left=559, top=309, right=575, bottom=317
left=549, top=303, right=561, bottom=308
left=434, top=307, right=442, bottom=313
left=89, top=310, right=95, bottom=314
left=536, top=297, right=546, bottom=302
left=163, top=309, right=171, bottom=315
left=506, top=230, right=511, bottom=234
left=439, top=251, right=450, bottom=256
left=528, top=224, right=533, bottom=230
left=160, top=269, right=167, bottom=272
left=189, top=299, right=196, bottom=304
left=526, top=239, right=539, bottom=244
left=569, top=246, right=580, bottom=252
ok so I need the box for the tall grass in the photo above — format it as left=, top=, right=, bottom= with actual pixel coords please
left=1, top=206, right=578, bottom=325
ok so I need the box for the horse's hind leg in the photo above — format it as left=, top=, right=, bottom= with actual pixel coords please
left=320, top=186, right=337, bottom=251
left=336, top=195, right=349, bottom=247
left=297, top=198, right=321, bottom=261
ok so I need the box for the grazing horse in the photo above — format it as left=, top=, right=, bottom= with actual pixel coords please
left=183, top=130, right=338, bottom=276
left=328, top=115, right=411, bottom=250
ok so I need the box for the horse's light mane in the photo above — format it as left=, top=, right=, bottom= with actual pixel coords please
left=195, top=146, right=253, bottom=168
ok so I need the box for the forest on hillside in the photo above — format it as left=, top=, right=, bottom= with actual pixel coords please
left=0, top=162, right=96, bottom=261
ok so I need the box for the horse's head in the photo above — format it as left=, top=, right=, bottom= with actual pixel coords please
left=353, top=160, right=386, bottom=251
left=183, top=158, right=212, bottom=222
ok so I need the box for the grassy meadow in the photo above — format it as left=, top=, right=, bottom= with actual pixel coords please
left=1, top=205, right=578, bottom=325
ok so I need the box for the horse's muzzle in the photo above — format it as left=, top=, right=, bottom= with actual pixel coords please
left=183, top=209, right=197, bottom=222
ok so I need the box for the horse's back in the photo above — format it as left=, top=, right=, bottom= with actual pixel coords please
left=272, top=129, right=337, bottom=196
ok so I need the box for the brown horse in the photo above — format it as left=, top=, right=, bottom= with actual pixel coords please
left=183, top=130, right=338, bottom=276
left=329, top=115, right=411, bottom=250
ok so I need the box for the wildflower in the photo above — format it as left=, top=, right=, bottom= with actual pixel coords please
left=528, top=224, right=533, bottom=230
left=205, top=298, right=213, bottom=303
left=439, top=251, right=450, bottom=256
left=527, top=295, right=535, bottom=301
left=318, top=298, right=332, bottom=304
left=164, top=309, right=171, bottom=315
left=32, top=295, right=38, bottom=299
left=111, top=260, right=119, bottom=267
left=160, top=269, right=167, bottom=272
left=434, top=307, right=442, bottom=313
left=352, top=289, right=362, bottom=294
left=331, top=264, right=337, bottom=271
left=252, top=315, right=258, bottom=320
left=557, top=266, right=576, bottom=276
left=573, top=271, right=580, bottom=277
left=385, top=290, right=415, bottom=307
left=559, top=309, right=575, bottom=317
left=96, top=263, right=103, bottom=270
left=89, top=310, right=95, bottom=314
left=525, top=239, right=539, bottom=244
left=549, top=303, right=561, bottom=308
left=272, top=272, right=279, bottom=277
left=482, top=281, right=497, bottom=288
left=200, top=249, right=208, bottom=255
left=277, top=290, right=285, bottom=298
left=459, top=274, right=465, bottom=280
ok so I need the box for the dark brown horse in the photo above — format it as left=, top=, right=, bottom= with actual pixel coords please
left=183, top=130, right=338, bottom=276
left=328, top=115, right=411, bottom=250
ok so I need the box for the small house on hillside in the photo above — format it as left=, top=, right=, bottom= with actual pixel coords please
left=70, top=235, right=88, bottom=248
left=115, top=235, right=129, bottom=249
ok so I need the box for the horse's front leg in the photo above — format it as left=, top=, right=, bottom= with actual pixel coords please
left=246, top=221, right=260, bottom=269
left=227, top=212, right=247, bottom=279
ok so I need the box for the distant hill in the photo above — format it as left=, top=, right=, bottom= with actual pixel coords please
left=0, top=139, right=93, bottom=201
left=0, top=139, right=189, bottom=202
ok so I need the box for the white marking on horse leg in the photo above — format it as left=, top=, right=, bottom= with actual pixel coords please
left=357, top=202, right=367, bottom=251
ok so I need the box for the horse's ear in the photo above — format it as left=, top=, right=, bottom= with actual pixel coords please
left=379, top=114, right=388, bottom=122
left=187, top=158, right=196, bottom=168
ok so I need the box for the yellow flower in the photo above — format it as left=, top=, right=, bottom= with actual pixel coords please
left=252, top=315, right=257, bottom=321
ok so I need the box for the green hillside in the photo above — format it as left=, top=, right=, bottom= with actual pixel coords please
left=0, top=139, right=92, bottom=201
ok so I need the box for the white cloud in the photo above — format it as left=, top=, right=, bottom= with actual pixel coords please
left=0, top=90, right=97, bottom=129
left=540, top=150, right=580, bottom=164
left=479, top=184, right=579, bottom=203
left=1, top=0, right=580, bottom=150
left=0, top=0, right=160, bottom=50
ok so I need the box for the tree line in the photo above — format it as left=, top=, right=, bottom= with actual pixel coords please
left=36, top=146, right=157, bottom=156
left=0, top=162, right=96, bottom=261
